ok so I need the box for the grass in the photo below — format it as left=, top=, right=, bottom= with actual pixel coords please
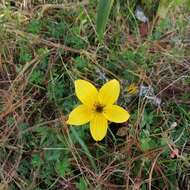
left=0, top=1, right=190, bottom=190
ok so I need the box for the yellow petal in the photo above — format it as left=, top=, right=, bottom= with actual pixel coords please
left=127, top=83, right=138, bottom=95
left=104, top=105, right=130, bottom=123
left=90, top=114, right=108, bottom=141
left=98, top=79, right=120, bottom=105
left=75, top=80, right=98, bottom=106
left=67, top=105, right=93, bottom=125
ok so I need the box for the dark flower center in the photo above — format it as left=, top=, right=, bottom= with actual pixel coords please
left=95, top=105, right=104, bottom=113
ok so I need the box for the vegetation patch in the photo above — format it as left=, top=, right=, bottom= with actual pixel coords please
left=0, top=1, right=189, bottom=189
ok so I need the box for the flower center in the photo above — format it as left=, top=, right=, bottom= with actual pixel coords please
left=95, top=104, right=104, bottom=113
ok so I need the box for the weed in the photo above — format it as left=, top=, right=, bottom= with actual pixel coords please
left=0, top=1, right=189, bottom=189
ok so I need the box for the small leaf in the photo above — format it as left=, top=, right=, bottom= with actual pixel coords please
left=32, top=153, right=43, bottom=167
left=26, top=19, right=42, bottom=34
left=29, top=70, right=44, bottom=85
left=141, top=136, right=157, bottom=151
left=96, top=0, right=114, bottom=41
left=141, top=137, right=151, bottom=151
left=76, top=177, right=88, bottom=190
left=56, top=159, right=70, bottom=176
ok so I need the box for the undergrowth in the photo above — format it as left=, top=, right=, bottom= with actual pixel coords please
left=0, top=1, right=190, bottom=190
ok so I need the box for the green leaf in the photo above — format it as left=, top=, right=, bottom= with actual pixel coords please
left=32, top=153, right=44, bottom=167
left=19, top=47, right=32, bottom=63
left=18, top=122, right=29, bottom=130
left=140, top=136, right=157, bottom=151
left=6, top=116, right=15, bottom=127
left=74, top=56, right=88, bottom=70
left=26, top=19, right=42, bottom=34
left=96, top=0, right=114, bottom=41
left=56, top=158, right=71, bottom=176
left=76, top=177, right=88, bottom=190
left=47, top=81, right=65, bottom=102
left=141, top=137, right=151, bottom=151
left=29, top=70, right=44, bottom=85
left=141, top=110, right=154, bottom=129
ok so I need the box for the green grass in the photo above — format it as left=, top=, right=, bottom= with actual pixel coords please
left=0, top=1, right=190, bottom=190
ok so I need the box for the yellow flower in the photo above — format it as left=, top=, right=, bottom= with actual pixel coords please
left=127, top=83, right=138, bottom=95
left=67, top=79, right=130, bottom=141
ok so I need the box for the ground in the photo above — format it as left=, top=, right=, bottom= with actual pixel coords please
left=0, top=0, right=190, bottom=190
